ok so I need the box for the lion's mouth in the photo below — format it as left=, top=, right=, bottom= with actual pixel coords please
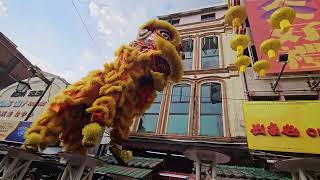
left=152, top=55, right=171, bottom=76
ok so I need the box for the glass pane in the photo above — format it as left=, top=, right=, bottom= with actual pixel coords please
left=146, top=103, right=161, bottom=113
left=211, top=83, right=222, bottom=103
left=167, top=114, right=188, bottom=134
left=181, top=85, right=191, bottom=102
left=200, top=115, right=223, bottom=136
left=201, top=36, right=219, bottom=69
left=201, top=83, right=221, bottom=103
left=170, top=102, right=189, bottom=113
left=171, top=86, right=181, bottom=102
left=138, top=114, right=158, bottom=133
left=201, top=55, right=219, bottom=69
left=182, top=39, right=193, bottom=71
left=200, top=83, right=223, bottom=136
left=201, top=102, right=222, bottom=114
left=154, top=92, right=163, bottom=103
left=183, top=58, right=192, bottom=70
left=201, top=84, right=211, bottom=100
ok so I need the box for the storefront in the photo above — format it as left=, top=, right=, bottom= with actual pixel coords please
left=0, top=73, right=68, bottom=144
left=243, top=101, right=320, bottom=179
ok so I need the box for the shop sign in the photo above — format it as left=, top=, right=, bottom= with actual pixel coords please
left=243, top=101, right=320, bottom=154
left=0, top=120, right=31, bottom=143
left=244, top=0, right=320, bottom=73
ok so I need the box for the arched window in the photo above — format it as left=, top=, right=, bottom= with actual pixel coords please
left=199, top=82, right=223, bottom=136
left=182, top=38, right=194, bottom=70
left=166, top=84, right=191, bottom=135
left=201, top=36, right=219, bottom=69
left=138, top=92, right=162, bottom=133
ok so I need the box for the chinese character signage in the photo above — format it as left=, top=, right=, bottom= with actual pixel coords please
left=244, top=0, right=320, bottom=73
left=0, top=120, right=31, bottom=143
left=243, top=101, right=320, bottom=154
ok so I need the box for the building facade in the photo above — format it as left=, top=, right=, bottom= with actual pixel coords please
left=0, top=32, right=35, bottom=90
left=99, top=4, right=260, bottom=179
left=237, top=0, right=320, bottom=178
left=0, top=73, right=68, bottom=143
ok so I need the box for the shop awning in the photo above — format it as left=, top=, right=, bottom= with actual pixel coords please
left=198, top=165, right=290, bottom=180
left=96, top=156, right=163, bottom=179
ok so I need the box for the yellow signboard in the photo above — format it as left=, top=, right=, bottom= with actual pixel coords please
left=243, top=101, right=320, bottom=154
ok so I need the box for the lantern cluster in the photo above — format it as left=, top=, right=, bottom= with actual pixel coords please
left=225, top=4, right=296, bottom=77
left=225, top=5, right=251, bottom=73
left=253, top=7, right=296, bottom=77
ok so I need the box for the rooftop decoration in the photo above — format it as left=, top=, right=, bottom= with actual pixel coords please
left=269, top=7, right=296, bottom=33
left=235, top=55, right=251, bottom=72
left=253, top=60, right=271, bottom=78
left=230, top=34, right=249, bottom=56
left=260, top=39, right=281, bottom=59
left=225, top=5, right=247, bottom=33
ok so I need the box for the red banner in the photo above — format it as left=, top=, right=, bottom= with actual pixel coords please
left=244, top=0, right=320, bottom=73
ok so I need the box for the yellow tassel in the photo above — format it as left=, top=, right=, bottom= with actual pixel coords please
left=25, top=133, right=42, bottom=145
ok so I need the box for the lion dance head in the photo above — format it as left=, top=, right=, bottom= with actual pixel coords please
left=23, top=19, right=183, bottom=166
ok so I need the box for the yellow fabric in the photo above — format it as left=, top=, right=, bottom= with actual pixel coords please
left=23, top=19, right=183, bottom=154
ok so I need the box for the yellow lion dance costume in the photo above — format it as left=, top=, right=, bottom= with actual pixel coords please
left=23, top=19, right=183, bottom=165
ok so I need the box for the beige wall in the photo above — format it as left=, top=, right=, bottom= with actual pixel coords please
left=177, top=9, right=227, bottom=25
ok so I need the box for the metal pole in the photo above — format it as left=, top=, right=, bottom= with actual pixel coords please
left=24, top=79, right=53, bottom=121
left=298, top=169, right=307, bottom=180
left=290, top=172, right=298, bottom=180
left=196, top=160, right=201, bottom=180
left=272, top=62, right=287, bottom=91
left=211, top=162, right=217, bottom=180
left=241, top=72, right=249, bottom=100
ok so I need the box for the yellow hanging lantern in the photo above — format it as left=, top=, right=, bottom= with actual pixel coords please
left=253, top=60, right=271, bottom=78
left=230, top=35, right=249, bottom=56
left=225, top=5, right=247, bottom=33
left=235, top=55, right=251, bottom=72
left=269, top=7, right=296, bottom=33
left=260, top=39, right=281, bottom=59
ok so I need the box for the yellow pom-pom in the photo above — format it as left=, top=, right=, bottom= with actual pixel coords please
left=25, top=133, right=42, bottom=146
left=82, top=123, right=102, bottom=139
left=82, top=123, right=102, bottom=147
left=127, top=150, right=133, bottom=160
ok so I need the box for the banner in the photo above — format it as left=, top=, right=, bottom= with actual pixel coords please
left=243, top=101, right=320, bottom=154
left=0, top=120, right=32, bottom=143
left=244, top=0, right=320, bottom=73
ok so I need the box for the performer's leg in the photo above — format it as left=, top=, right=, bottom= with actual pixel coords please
left=109, top=117, right=133, bottom=166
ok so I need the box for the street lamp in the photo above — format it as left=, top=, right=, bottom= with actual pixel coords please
left=15, top=80, right=31, bottom=94
left=271, top=53, right=289, bottom=91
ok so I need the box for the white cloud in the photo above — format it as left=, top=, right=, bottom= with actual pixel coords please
left=88, top=0, right=150, bottom=54
left=82, top=50, right=96, bottom=61
left=88, top=0, right=223, bottom=58
left=0, top=0, right=7, bottom=16
left=17, top=48, right=58, bottom=74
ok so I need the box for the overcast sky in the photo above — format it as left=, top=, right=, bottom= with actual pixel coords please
left=0, top=0, right=224, bottom=82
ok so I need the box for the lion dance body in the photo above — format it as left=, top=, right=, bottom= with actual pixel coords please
left=23, top=19, right=183, bottom=165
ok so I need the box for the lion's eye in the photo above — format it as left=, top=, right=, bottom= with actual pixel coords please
left=137, top=29, right=152, bottom=40
left=159, top=30, right=172, bottom=41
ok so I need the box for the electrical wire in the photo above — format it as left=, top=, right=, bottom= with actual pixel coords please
left=71, top=0, right=104, bottom=59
